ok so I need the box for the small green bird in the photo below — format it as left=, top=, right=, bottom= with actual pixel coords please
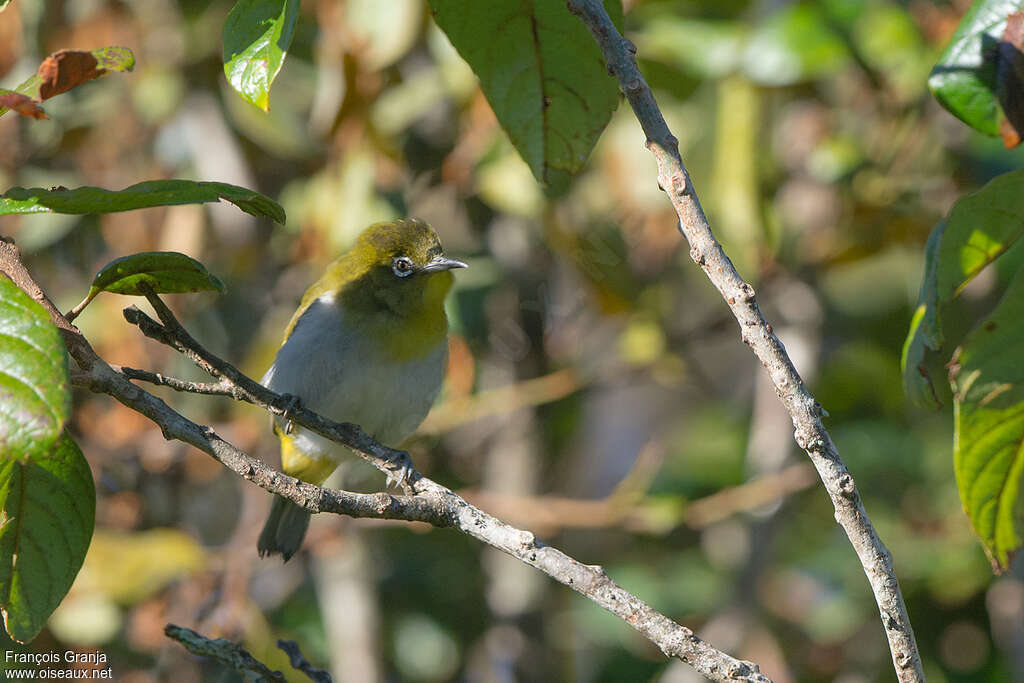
left=258, top=218, right=466, bottom=560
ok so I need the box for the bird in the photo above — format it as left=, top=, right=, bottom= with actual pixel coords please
left=257, top=218, right=466, bottom=560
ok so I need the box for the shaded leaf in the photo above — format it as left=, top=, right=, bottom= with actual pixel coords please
left=952, top=266, right=1024, bottom=572
left=0, top=432, right=95, bottom=643
left=0, top=275, right=70, bottom=459
left=928, top=0, right=1022, bottom=139
left=0, top=47, right=134, bottom=119
left=222, top=0, right=301, bottom=112
left=902, top=170, right=1024, bottom=407
left=997, top=11, right=1024, bottom=147
left=0, top=180, right=286, bottom=224
left=429, top=0, right=622, bottom=193
left=89, top=252, right=226, bottom=299
left=0, top=92, right=47, bottom=120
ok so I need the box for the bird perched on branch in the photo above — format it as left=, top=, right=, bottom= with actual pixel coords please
left=258, top=219, right=466, bottom=560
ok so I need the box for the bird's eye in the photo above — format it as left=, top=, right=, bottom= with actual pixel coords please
left=392, top=257, right=414, bottom=278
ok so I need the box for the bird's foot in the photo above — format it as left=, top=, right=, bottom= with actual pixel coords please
left=384, top=450, right=415, bottom=492
left=276, top=393, right=302, bottom=434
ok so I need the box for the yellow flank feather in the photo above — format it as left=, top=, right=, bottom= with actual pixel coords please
left=277, top=428, right=338, bottom=485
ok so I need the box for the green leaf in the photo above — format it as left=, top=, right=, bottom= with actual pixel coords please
left=0, top=47, right=134, bottom=118
left=0, top=180, right=286, bottom=224
left=928, top=0, right=1019, bottom=136
left=902, top=169, right=1024, bottom=407
left=89, top=46, right=135, bottom=73
left=0, top=432, right=95, bottom=642
left=222, top=0, right=301, bottom=112
left=429, top=0, right=622, bottom=193
left=0, top=275, right=70, bottom=459
left=952, top=266, right=1024, bottom=572
left=89, top=252, right=227, bottom=299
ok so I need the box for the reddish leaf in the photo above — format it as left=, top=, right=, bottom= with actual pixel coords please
left=37, top=50, right=106, bottom=100
left=0, top=92, right=46, bottom=119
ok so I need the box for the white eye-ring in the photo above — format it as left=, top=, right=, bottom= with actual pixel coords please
left=392, top=256, right=414, bottom=278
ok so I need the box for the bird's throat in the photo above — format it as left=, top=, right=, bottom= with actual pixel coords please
left=343, top=270, right=453, bottom=362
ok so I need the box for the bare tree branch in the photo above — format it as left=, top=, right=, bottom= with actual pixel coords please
left=164, top=624, right=286, bottom=682
left=0, top=239, right=771, bottom=682
left=564, top=1, right=924, bottom=680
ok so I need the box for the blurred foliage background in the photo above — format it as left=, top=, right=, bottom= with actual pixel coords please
left=1, top=0, right=1022, bottom=681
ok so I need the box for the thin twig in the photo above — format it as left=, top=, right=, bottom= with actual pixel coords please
left=277, top=640, right=332, bottom=683
left=565, top=1, right=924, bottom=680
left=164, top=624, right=285, bottom=682
left=0, top=240, right=770, bottom=683
left=117, top=366, right=239, bottom=397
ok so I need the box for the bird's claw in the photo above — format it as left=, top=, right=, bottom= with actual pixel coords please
left=384, top=451, right=414, bottom=490
left=277, top=393, right=302, bottom=434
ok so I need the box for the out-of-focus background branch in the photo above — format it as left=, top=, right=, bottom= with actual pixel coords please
left=2, top=0, right=1022, bottom=681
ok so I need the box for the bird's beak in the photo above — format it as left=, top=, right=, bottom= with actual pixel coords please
left=421, top=256, right=468, bottom=273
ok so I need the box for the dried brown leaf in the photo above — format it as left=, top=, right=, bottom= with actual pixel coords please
left=37, top=50, right=106, bottom=100
left=0, top=92, right=47, bottom=119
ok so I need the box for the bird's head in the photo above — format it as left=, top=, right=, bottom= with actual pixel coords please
left=338, top=218, right=466, bottom=318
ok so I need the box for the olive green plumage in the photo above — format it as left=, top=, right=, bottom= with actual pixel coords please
left=258, top=219, right=466, bottom=560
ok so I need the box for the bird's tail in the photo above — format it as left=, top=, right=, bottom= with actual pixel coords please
left=257, top=496, right=311, bottom=561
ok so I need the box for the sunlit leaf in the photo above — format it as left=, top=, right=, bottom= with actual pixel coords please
left=928, top=0, right=1022, bottom=139
left=222, top=0, right=301, bottom=111
left=0, top=432, right=95, bottom=643
left=0, top=276, right=70, bottom=459
left=89, top=251, right=226, bottom=299
left=429, top=0, right=622, bottom=193
left=952, top=266, right=1024, bottom=572
left=902, top=170, right=1024, bottom=407
left=0, top=180, right=286, bottom=224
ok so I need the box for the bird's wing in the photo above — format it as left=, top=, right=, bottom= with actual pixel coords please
left=281, top=252, right=360, bottom=343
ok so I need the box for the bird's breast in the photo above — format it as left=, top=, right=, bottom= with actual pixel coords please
left=264, top=293, right=448, bottom=448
